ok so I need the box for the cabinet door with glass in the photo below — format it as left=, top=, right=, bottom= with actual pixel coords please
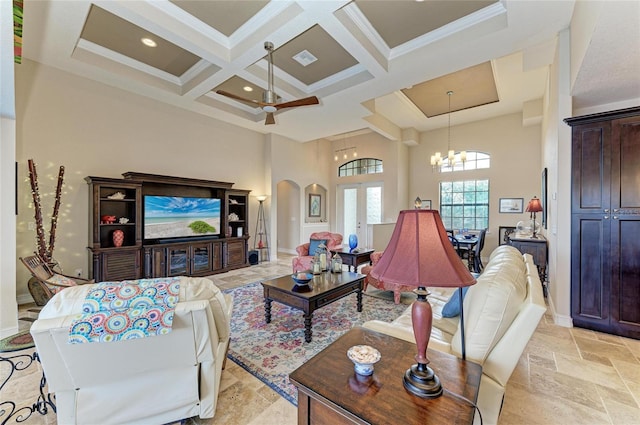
left=167, top=245, right=189, bottom=276
left=191, top=242, right=213, bottom=274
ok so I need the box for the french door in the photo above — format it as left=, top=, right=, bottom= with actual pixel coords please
left=337, top=183, right=383, bottom=249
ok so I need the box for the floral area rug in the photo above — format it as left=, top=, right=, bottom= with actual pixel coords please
left=224, top=281, right=408, bottom=405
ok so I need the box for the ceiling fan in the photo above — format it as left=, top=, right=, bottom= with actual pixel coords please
left=216, top=41, right=319, bottom=125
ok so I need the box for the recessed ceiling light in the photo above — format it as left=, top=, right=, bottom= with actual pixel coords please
left=243, top=86, right=253, bottom=92
left=141, top=37, right=157, bottom=48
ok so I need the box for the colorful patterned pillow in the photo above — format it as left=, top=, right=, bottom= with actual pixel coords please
left=45, top=274, right=77, bottom=293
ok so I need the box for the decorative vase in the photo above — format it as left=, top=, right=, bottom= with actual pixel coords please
left=349, top=234, right=358, bottom=252
left=112, top=229, right=124, bottom=247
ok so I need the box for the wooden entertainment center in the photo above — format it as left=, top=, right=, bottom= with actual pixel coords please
left=86, top=172, right=250, bottom=282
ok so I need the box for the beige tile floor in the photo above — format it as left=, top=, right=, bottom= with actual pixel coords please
left=4, top=254, right=640, bottom=425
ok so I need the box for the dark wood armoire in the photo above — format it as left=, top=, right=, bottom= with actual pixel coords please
left=565, top=106, right=640, bottom=339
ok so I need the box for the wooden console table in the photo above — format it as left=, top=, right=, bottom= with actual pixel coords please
left=289, top=327, right=482, bottom=425
left=507, top=234, right=548, bottom=281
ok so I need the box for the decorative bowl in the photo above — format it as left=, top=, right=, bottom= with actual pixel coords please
left=464, top=235, right=474, bottom=239
left=291, top=272, right=313, bottom=285
left=347, top=345, right=381, bottom=376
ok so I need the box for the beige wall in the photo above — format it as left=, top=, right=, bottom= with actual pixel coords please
left=14, top=60, right=268, bottom=302
left=1, top=0, right=18, bottom=336
left=409, top=112, right=542, bottom=258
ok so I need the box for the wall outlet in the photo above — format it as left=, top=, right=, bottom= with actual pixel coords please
left=74, top=269, right=82, bottom=278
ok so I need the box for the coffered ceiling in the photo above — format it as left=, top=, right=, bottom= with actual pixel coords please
left=20, top=1, right=640, bottom=142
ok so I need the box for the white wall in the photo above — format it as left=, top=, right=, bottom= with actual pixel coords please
left=14, top=60, right=268, bottom=302
left=409, top=112, right=542, bottom=258
left=1, top=0, right=18, bottom=337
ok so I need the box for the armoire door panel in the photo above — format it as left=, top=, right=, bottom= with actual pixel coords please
left=613, top=118, right=640, bottom=210
left=572, top=216, right=609, bottom=321
left=612, top=217, right=640, bottom=335
left=571, top=123, right=611, bottom=213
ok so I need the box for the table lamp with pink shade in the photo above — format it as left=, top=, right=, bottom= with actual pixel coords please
left=370, top=209, right=476, bottom=398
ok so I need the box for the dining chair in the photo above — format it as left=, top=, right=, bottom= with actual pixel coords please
left=467, top=229, right=487, bottom=273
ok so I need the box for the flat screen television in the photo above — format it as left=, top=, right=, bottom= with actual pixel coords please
left=144, top=195, right=221, bottom=240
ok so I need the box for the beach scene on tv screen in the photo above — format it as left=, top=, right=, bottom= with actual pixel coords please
left=144, top=196, right=221, bottom=239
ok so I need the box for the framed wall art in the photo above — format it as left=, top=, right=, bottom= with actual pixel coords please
left=499, top=198, right=524, bottom=213
left=541, top=167, right=548, bottom=229
left=309, top=194, right=321, bottom=217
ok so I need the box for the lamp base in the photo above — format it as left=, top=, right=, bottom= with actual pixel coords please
left=403, top=362, right=443, bottom=398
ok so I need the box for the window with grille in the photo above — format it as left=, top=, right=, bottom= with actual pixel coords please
left=439, top=179, right=489, bottom=230
left=441, top=151, right=490, bottom=172
left=338, top=158, right=383, bottom=177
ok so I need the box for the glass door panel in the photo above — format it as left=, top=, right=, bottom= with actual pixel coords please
left=192, top=244, right=211, bottom=273
left=338, top=183, right=382, bottom=249
left=167, top=247, right=188, bottom=276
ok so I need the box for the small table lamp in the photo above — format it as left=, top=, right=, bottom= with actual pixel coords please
left=525, top=196, right=543, bottom=238
left=370, top=209, right=476, bottom=398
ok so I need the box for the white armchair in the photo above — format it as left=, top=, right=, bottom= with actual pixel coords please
left=30, top=276, right=233, bottom=425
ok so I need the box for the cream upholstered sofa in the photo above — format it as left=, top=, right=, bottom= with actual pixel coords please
left=31, top=276, right=232, bottom=425
left=363, top=245, right=546, bottom=425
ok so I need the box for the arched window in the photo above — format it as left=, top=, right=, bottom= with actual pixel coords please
left=441, top=151, right=490, bottom=172
left=338, top=158, right=383, bottom=177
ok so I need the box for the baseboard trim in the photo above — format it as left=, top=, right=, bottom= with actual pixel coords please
left=547, top=294, right=573, bottom=328
left=17, top=293, right=34, bottom=306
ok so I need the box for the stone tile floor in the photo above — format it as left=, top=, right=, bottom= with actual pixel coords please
left=3, top=254, right=639, bottom=424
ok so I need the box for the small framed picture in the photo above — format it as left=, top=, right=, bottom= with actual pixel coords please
left=421, top=199, right=432, bottom=209
left=309, top=194, right=321, bottom=217
left=499, top=198, right=524, bottom=213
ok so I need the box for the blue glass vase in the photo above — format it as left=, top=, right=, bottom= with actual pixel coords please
left=348, top=234, right=358, bottom=252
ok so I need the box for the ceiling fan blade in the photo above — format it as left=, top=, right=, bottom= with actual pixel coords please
left=216, top=90, right=262, bottom=107
left=275, top=96, right=319, bottom=110
left=265, top=112, right=275, bottom=125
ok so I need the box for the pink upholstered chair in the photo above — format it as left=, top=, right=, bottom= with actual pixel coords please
left=292, top=232, right=343, bottom=272
left=362, top=251, right=415, bottom=304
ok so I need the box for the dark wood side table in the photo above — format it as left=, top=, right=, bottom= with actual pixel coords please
left=290, top=327, right=482, bottom=425
left=330, top=248, right=375, bottom=272
left=508, top=234, right=548, bottom=294
left=261, top=272, right=365, bottom=343
left=507, top=234, right=548, bottom=280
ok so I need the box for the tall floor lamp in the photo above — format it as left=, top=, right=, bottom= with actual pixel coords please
left=370, top=209, right=476, bottom=398
left=254, top=195, right=269, bottom=262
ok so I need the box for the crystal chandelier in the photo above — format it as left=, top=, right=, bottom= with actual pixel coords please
left=430, top=91, right=466, bottom=171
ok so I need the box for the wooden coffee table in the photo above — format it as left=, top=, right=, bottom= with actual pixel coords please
left=290, top=327, right=482, bottom=425
left=261, top=271, right=365, bottom=342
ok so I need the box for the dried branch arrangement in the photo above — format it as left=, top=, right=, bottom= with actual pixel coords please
left=27, top=159, right=65, bottom=264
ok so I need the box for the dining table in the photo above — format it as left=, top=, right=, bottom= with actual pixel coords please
left=454, top=234, right=478, bottom=249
